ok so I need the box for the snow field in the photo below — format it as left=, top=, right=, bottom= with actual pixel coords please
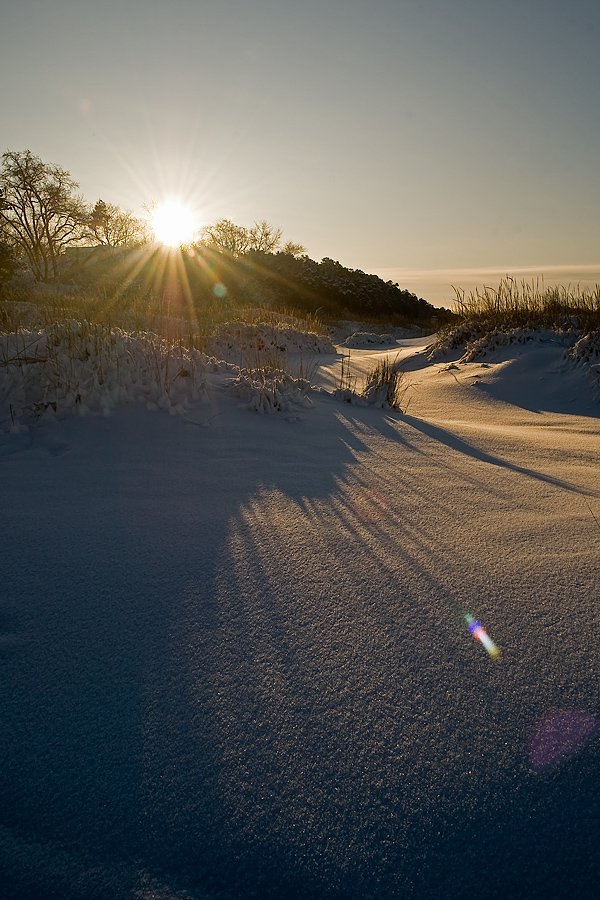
left=1, top=312, right=599, bottom=898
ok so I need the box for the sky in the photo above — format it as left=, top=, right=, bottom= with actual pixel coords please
left=2, top=0, right=599, bottom=302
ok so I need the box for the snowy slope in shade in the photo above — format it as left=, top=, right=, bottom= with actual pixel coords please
left=1, top=333, right=599, bottom=899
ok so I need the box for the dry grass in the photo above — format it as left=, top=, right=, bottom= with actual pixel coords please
left=362, top=356, right=407, bottom=409
left=0, top=289, right=328, bottom=425
left=425, top=277, right=600, bottom=361
left=452, top=276, right=600, bottom=331
left=0, top=284, right=326, bottom=346
left=336, top=353, right=409, bottom=410
left=0, top=319, right=207, bottom=429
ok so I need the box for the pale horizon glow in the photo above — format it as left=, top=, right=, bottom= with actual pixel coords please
left=375, top=264, right=600, bottom=308
left=2, top=0, right=599, bottom=292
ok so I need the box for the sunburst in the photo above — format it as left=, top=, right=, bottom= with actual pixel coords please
left=151, top=198, right=199, bottom=247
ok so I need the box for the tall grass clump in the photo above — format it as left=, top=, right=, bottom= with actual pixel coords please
left=428, top=277, right=600, bottom=361
left=452, top=277, right=600, bottom=332
left=335, top=353, right=408, bottom=410
left=362, top=356, right=407, bottom=408
left=0, top=280, right=327, bottom=348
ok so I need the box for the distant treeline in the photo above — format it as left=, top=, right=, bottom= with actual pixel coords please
left=61, top=245, right=452, bottom=323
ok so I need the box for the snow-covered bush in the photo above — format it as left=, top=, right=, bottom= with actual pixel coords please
left=566, top=331, right=600, bottom=365
left=426, top=321, right=490, bottom=361
left=459, top=328, right=574, bottom=362
left=0, top=320, right=208, bottom=430
left=205, top=321, right=334, bottom=364
left=429, top=324, right=578, bottom=363
left=341, top=331, right=397, bottom=349
left=233, top=367, right=314, bottom=414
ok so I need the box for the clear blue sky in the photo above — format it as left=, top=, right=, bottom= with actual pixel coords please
left=2, top=0, right=599, bottom=276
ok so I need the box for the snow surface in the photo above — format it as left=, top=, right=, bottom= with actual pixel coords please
left=1, top=324, right=600, bottom=898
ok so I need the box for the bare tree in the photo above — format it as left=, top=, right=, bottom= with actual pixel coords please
left=281, top=240, right=306, bottom=257
left=202, top=218, right=251, bottom=255
left=85, top=199, right=148, bottom=247
left=0, top=221, right=21, bottom=286
left=202, top=217, right=303, bottom=257
left=248, top=220, right=282, bottom=253
left=0, top=150, right=88, bottom=282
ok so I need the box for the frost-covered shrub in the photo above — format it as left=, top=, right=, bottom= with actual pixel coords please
left=462, top=328, right=539, bottom=361
left=429, top=322, right=580, bottom=363
left=233, top=367, right=314, bottom=414
left=566, top=331, right=600, bottom=365
left=341, top=331, right=397, bottom=349
left=460, top=328, right=576, bottom=362
left=426, top=322, right=490, bottom=361
left=205, top=322, right=334, bottom=364
left=0, top=320, right=208, bottom=430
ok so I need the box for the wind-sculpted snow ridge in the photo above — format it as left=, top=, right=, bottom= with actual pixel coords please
left=456, top=326, right=600, bottom=387
left=234, top=367, right=315, bottom=414
left=0, top=321, right=208, bottom=431
left=204, top=321, right=335, bottom=363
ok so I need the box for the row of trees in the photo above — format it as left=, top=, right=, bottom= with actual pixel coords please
left=0, top=150, right=306, bottom=283
left=203, top=218, right=305, bottom=258
left=194, top=250, right=439, bottom=320
left=0, top=148, right=446, bottom=322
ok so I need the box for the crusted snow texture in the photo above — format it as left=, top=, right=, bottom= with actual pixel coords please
left=341, top=331, right=397, bottom=348
left=0, top=321, right=208, bottom=429
left=233, top=368, right=314, bottom=413
left=205, top=322, right=334, bottom=363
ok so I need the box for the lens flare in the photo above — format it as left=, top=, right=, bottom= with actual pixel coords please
left=465, top=613, right=501, bottom=659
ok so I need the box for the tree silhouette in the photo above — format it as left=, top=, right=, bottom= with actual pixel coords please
left=0, top=150, right=88, bottom=281
left=86, top=199, right=148, bottom=247
left=202, top=218, right=305, bottom=257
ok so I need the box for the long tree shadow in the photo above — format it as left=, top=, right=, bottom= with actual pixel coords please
left=1, top=398, right=599, bottom=899
left=0, top=401, right=378, bottom=897
left=403, top=413, right=598, bottom=495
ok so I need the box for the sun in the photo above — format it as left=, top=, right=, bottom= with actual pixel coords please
left=151, top=199, right=199, bottom=248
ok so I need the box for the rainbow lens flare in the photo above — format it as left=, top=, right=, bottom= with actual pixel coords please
left=465, top=613, right=500, bottom=659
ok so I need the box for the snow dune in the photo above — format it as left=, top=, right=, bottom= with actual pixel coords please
left=1, top=328, right=599, bottom=898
